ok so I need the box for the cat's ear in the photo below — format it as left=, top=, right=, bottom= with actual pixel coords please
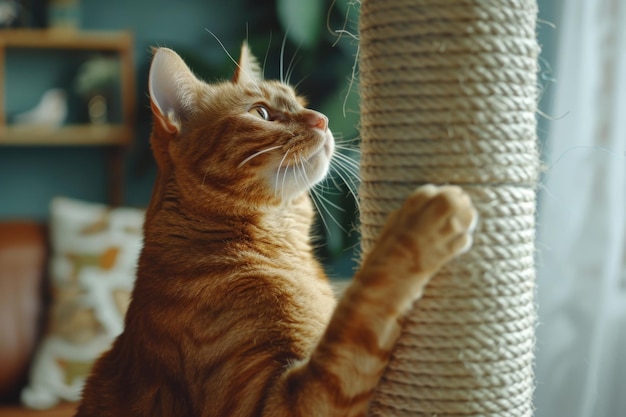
left=149, top=47, right=198, bottom=135
left=233, top=42, right=263, bottom=86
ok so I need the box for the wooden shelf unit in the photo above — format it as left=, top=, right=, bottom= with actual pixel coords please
left=0, top=124, right=133, bottom=146
left=0, top=29, right=136, bottom=204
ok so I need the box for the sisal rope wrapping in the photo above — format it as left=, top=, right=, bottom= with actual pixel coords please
left=358, top=1, right=539, bottom=416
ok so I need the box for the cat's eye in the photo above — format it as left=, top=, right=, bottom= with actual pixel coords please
left=250, top=105, right=270, bottom=121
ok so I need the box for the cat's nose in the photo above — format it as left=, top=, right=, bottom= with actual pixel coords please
left=304, top=110, right=328, bottom=132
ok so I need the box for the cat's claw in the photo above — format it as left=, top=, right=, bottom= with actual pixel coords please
left=403, top=184, right=477, bottom=272
left=371, top=185, right=478, bottom=277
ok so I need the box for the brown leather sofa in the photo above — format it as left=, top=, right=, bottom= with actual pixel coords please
left=0, top=222, right=77, bottom=416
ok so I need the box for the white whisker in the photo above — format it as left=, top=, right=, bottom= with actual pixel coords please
left=329, top=174, right=344, bottom=191
left=295, top=155, right=305, bottom=186
left=334, top=142, right=361, bottom=153
left=293, top=154, right=310, bottom=202
left=332, top=161, right=360, bottom=194
left=311, top=191, right=334, bottom=234
left=202, top=167, right=211, bottom=187
left=329, top=154, right=361, bottom=211
left=276, top=149, right=291, bottom=198
left=334, top=29, right=360, bottom=42
left=333, top=151, right=361, bottom=172
left=206, top=30, right=240, bottom=72
left=332, top=154, right=361, bottom=181
left=314, top=189, right=346, bottom=212
left=205, top=29, right=259, bottom=89
left=300, top=156, right=347, bottom=235
left=344, top=43, right=360, bottom=117
left=286, top=44, right=302, bottom=85
left=293, top=74, right=310, bottom=91
left=262, top=31, right=273, bottom=79
left=298, top=157, right=332, bottom=234
left=238, top=145, right=282, bottom=168
left=281, top=151, right=292, bottom=201
left=280, top=30, right=288, bottom=83
left=312, top=189, right=348, bottom=234
left=315, top=177, right=336, bottom=195
left=298, top=155, right=309, bottom=184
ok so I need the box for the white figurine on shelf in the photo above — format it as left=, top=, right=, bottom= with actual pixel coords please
left=13, top=88, right=68, bottom=127
left=0, top=0, right=20, bottom=27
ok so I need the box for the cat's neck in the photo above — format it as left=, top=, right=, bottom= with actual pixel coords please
left=141, top=172, right=318, bottom=272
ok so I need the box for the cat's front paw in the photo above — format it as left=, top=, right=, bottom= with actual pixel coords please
left=373, top=185, right=477, bottom=276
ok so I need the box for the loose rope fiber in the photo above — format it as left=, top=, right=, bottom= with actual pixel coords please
left=358, top=1, right=539, bottom=416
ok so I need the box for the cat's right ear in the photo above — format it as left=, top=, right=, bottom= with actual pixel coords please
left=233, top=42, right=262, bottom=86
left=149, top=47, right=198, bottom=135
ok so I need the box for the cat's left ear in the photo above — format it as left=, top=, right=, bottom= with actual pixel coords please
left=149, top=47, right=200, bottom=135
left=233, top=42, right=263, bottom=85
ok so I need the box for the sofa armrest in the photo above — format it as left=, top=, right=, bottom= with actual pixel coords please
left=0, top=222, right=47, bottom=402
left=0, top=402, right=77, bottom=416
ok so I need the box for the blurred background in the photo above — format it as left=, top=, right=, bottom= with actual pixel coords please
left=534, top=1, right=626, bottom=416
left=1, top=0, right=625, bottom=416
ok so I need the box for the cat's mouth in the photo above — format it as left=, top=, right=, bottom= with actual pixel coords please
left=322, top=134, right=334, bottom=157
left=281, top=132, right=334, bottom=168
left=271, top=132, right=334, bottom=198
left=308, top=138, right=331, bottom=161
left=308, top=132, right=335, bottom=160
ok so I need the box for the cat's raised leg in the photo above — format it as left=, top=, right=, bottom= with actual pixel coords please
left=263, top=185, right=477, bottom=417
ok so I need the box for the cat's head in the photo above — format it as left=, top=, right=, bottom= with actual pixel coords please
left=148, top=43, right=335, bottom=210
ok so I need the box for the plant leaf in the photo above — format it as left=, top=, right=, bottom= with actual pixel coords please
left=277, top=0, right=325, bottom=48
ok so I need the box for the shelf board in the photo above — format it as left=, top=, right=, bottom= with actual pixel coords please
left=0, top=29, right=133, bottom=50
left=0, top=124, right=132, bottom=146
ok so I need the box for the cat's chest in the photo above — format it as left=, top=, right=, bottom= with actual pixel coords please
left=271, top=274, right=337, bottom=354
left=290, top=274, right=336, bottom=321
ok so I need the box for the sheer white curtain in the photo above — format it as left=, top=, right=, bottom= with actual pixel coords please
left=535, top=0, right=626, bottom=416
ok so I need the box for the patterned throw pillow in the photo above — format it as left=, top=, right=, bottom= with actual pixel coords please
left=21, top=197, right=144, bottom=409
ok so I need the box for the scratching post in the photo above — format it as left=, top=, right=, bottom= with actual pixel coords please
left=358, top=1, right=539, bottom=416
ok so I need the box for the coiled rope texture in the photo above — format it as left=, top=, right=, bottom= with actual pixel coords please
left=358, top=1, right=539, bottom=416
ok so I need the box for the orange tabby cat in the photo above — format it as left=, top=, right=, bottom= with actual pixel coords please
left=75, top=43, right=476, bottom=417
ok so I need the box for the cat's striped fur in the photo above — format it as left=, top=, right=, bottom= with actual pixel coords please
left=75, top=43, right=476, bottom=417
